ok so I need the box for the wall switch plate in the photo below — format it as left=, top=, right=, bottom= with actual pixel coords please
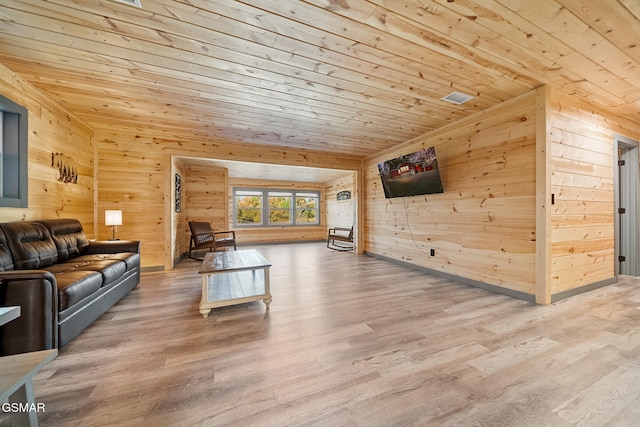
left=430, top=249, right=435, bottom=256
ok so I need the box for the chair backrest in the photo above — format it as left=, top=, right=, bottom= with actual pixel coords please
left=347, top=226, right=354, bottom=240
left=188, top=221, right=215, bottom=246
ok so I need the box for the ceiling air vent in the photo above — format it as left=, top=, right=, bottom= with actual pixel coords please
left=440, top=91, right=474, bottom=105
left=111, top=0, right=142, bottom=8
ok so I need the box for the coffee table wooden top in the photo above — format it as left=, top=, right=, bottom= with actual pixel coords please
left=0, top=306, right=20, bottom=327
left=198, top=249, right=271, bottom=274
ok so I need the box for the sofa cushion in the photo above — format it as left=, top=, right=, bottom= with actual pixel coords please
left=52, top=270, right=103, bottom=312
left=2, top=221, right=57, bottom=269
left=61, top=259, right=127, bottom=286
left=0, top=228, right=14, bottom=271
left=38, top=219, right=89, bottom=262
left=73, top=253, right=140, bottom=272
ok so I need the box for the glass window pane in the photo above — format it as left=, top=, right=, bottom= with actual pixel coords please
left=296, top=194, right=318, bottom=224
left=269, top=196, right=291, bottom=208
left=296, top=196, right=316, bottom=209
left=236, top=194, right=262, bottom=224
left=269, top=194, right=291, bottom=224
left=296, top=209, right=317, bottom=223
left=269, top=209, right=291, bottom=224
left=268, top=191, right=293, bottom=197
left=236, top=190, right=263, bottom=196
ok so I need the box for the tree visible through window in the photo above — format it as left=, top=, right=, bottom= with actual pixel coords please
left=269, top=192, right=292, bottom=224
left=234, top=188, right=320, bottom=227
left=296, top=193, right=318, bottom=224
left=235, top=190, right=263, bottom=225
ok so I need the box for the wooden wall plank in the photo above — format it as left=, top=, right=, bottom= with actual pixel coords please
left=363, top=90, right=538, bottom=296
left=0, top=63, right=95, bottom=231
left=182, top=162, right=228, bottom=258
left=546, top=87, right=640, bottom=294
left=325, top=173, right=355, bottom=231
left=93, top=126, right=359, bottom=268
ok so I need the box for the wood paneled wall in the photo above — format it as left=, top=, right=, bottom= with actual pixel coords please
left=325, top=173, right=355, bottom=230
left=7, top=51, right=637, bottom=301
left=364, top=87, right=640, bottom=303
left=548, top=88, right=640, bottom=295
left=181, top=161, right=227, bottom=257
left=95, top=130, right=166, bottom=267
left=0, top=63, right=95, bottom=231
left=93, top=129, right=361, bottom=269
left=363, top=91, right=538, bottom=296
left=228, top=177, right=325, bottom=244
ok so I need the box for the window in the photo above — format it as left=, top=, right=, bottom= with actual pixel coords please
left=0, top=94, right=28, bottom=208
left=269, top=191, right=292, bottom=225
left=296, top=193, right=319, bottom=224
left=235, top=190, right=263, bottom=225
left=234, top=188, right=319, bottom=227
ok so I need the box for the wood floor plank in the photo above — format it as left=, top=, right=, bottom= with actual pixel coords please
left=554, top=360, right=640, bottom=426
left=1, top=242, right=640, bottom=426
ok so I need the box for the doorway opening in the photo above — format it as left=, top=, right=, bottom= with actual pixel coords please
left=615, top=135, right=639, bottom=276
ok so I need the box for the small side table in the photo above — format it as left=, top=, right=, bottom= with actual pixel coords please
left=0, top=306, right=57, bottom=427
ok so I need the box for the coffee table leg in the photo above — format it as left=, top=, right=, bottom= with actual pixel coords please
left=263, top=297, right=272, bottom=309
left=200, top=275, right=210, bottom=318
left=9, top=382, right=38, bottom=427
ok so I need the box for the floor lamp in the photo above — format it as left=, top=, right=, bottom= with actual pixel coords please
left=105, top=210, right=122, bottom=240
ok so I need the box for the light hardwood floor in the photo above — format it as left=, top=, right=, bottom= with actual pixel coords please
left=2, top=242, right=640, bottom=427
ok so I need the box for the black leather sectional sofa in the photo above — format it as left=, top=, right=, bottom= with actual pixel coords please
left=0, top=218, right=140, bottom=355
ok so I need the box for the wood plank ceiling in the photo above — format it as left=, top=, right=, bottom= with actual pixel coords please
left=0, top=0, right=639, bottom=158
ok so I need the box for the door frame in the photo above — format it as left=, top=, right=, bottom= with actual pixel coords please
left=614, top=134, right=640, bottom=276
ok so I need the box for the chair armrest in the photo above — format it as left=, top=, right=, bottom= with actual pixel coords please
left=213, top=230, right=236, bottom=238
left=87, top=240, right=141, bottom=254
left=0, top=270, right=58, bottom=356
left=329, top=227, right=352, bottom=237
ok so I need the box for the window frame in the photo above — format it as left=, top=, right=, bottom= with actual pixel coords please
left=233, top=187, right=320, bottom=228
left=234, top=189, right=264, bottom=226
left=0, top=94, right=28, bottom=208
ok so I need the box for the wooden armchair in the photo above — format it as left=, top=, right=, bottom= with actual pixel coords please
left=327, top=225, right=354, bottom=251
left=188, top=221, right=237, bottom=260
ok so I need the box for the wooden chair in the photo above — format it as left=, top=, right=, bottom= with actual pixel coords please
left=327, top=226, right=354, bottom=251
left=188, top=221, right=237, bottom=260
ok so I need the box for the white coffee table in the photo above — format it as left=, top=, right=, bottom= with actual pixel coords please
left=0, top=306, right=57, bottom=427
left=0, top=306, right=20, bottom=326
left=198, top=249, right=272, bottom=318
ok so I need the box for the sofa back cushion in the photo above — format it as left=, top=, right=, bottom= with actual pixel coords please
left=38, top=219, right=89, bottom=262
left=2, top=221, right=58, bottom=269
left=0, top=227, right=15, bottom=271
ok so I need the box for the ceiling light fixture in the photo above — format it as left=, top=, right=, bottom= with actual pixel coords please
left=441, top=91, right=474, bottom=105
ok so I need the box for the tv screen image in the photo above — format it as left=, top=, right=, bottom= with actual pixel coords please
left=377, top=147, right=444, bottom=199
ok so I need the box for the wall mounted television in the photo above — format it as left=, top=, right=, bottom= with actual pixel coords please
left=377, top=147, right=444, bottom=199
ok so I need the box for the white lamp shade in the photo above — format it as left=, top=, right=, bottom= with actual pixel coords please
left=105, top=210, right=122, bottom=226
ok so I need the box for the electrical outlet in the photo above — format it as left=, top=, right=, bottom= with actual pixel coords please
left=430, top=249, right=435, bottom=257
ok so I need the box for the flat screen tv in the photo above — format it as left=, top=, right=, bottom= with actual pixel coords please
left=377, top=147, right=444, bottom=198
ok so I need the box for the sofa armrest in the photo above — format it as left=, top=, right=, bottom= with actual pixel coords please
left=0, top=270, right=58, bottom=356
left=87, top=240, right=140, bottom=255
